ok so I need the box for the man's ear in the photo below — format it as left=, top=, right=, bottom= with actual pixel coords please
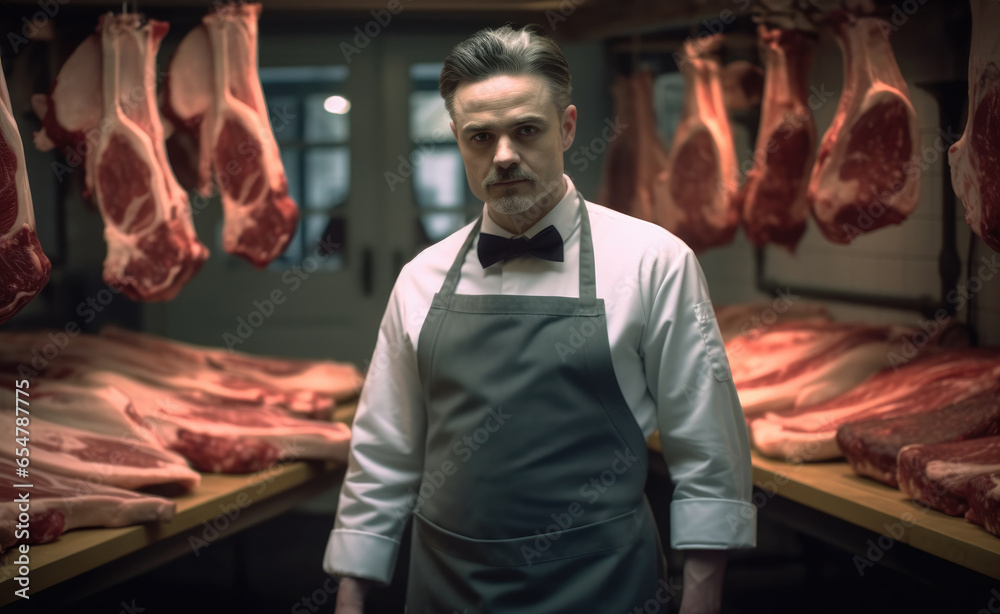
left=450, top=120, right=457, bottom=141
left=560, top=105, right=577, bottom=151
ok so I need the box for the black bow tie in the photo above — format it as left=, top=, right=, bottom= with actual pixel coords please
left=477, top=225, right=564, bottom=268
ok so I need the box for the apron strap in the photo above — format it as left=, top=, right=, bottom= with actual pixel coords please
left=436, top=216, right=482, bottom=305
left=436, top=192, right=597, bottom=308
left=577, top=194, right=597, bottom=308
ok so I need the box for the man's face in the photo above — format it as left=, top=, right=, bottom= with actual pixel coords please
left=450, top=74, right=577, bottom=218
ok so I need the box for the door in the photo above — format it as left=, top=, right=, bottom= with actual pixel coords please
left=379, top=34, right=486, bottom=273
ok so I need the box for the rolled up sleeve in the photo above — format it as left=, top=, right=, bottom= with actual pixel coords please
left=322, top=285, right=427, bottom=584
left=641, top=249, right=756, bottom=550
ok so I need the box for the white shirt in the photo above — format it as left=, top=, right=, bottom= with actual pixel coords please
left=323, top=176, right=756, bottom=583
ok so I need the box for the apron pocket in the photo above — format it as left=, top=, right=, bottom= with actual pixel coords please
left=413, top=509, right=643, bottom=568
left=694, top=300, right=733, bottom=382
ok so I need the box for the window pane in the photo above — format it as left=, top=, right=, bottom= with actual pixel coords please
left=421, top=212, right=466, bottom=242
left=281, top=148, right=301, bottom=205
left=410, top=62, right=442, bottom=83
left=303, top=213, right=344, bottom=271
left=266, top=95, right=300, bottom=142
left=653, top=72, right=684, bottom=147
left=305, top=147, right=350, bottom=210
left=305, top=93, right=350, bottom=143
left=251, top=66, right=350, bottom=270
left=413, top=148, right=464, bottom=208
left=411, top=63, right=470, bottom=248
left=409, top=91, right=452, bottom=143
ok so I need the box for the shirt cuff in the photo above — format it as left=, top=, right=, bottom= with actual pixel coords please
left=669, top=498, right=757, bottom=550
left=322, top=528, right=401, bottom=585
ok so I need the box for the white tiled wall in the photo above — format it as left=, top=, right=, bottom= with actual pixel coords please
left=698, top=3, right=1000, bottom=346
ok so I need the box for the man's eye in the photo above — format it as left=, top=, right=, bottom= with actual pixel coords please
left=518, top=126, right=538, bottom=136
left=472, top=133, right=490, bottom=143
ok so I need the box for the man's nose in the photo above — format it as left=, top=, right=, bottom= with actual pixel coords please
left=493, top=135, right=520, bottom=168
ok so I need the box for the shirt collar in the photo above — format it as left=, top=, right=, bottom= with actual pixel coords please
left=479, top=175, right=579, bottom=240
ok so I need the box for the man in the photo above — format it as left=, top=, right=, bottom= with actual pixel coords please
left=326, top=25, right=756, bottom=614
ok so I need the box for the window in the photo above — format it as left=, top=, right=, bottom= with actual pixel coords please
left=652, top=71, right=684, bottom=148
left=219, top=65, right=350, bottom=270
left=409, top=63, right=479, bottom=247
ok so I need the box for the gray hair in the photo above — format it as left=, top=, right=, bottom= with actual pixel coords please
left=439, top=25, right=572, bottom=116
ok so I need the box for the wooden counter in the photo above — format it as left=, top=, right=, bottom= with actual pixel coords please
left=7, top=402, right=995, bottom=607
left=0, top=400, right=358, bottom=609
left=750, top=450, right=1000, bottom=580
left=649, top=435, right=1000, bottom=581
left=0, top=460, right=344, bottom=608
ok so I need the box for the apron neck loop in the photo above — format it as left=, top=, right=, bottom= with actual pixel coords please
left=437, top=216, right=481, bottom=304
left=576, top=193, right=597, bottom=308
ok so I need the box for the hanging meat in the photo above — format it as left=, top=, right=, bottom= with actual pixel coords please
left=31, top=14, right=208, bottom=302
left=807, top=13, right=921, bottom=244
left=597, top=75, right=650, bottom=220
left=632, top=69, right=672, bottom=225
left=719, top=60, right=764, bottom=112
left=1, top=54, right=52, bottom=326
left=30, top=36, right=101, bottom=162
left=653, top=35, right=740, bottom=253
left=741, top=26, right=817, bottom=251
left=163, top=3, right=299, bottom=268
left=598, top=70, right=667, bottom=222
left=949, top=0, right=1000, bottom=254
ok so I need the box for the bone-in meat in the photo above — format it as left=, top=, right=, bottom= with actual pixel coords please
left=0, top=457, right=175, bottom=553
left=163, top=3, right=298, bottom=267
left=31, top=14, right=208, bottom=301
left=808, top=14, right=921, bottom=244
left=653, top=36, right=740, bottom=252
left=1, top=53, right=51, bottom=325
left=949, top=0, right=1000, bottom=253
left=741, top=26, right=817, bottom=251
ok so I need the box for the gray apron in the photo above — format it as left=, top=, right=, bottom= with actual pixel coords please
left=409, top=194, right=663, bottom=614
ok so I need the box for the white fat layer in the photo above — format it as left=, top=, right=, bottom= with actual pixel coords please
left=51, top=35, right=104, bottom=134
left=168, top=25, right=213, bottom=121
left=925, top=461, right=1000, bottom=482
left=751, top=419, right=842, bottom=462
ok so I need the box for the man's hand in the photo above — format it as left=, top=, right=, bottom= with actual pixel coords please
left=334, top=576, right=373, bottom=614
left=678, top=549, right=728, bottom=614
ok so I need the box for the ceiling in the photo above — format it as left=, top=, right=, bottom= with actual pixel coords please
left=1, top=0, right=754, bottom=42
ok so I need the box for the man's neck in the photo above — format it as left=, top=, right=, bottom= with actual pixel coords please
left=487, top=181, right=568, bottom=235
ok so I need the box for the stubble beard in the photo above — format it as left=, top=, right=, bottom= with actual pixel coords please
left=482, top=165, right=542, bottom=215
left=488, top=193, right=537, bottom=215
